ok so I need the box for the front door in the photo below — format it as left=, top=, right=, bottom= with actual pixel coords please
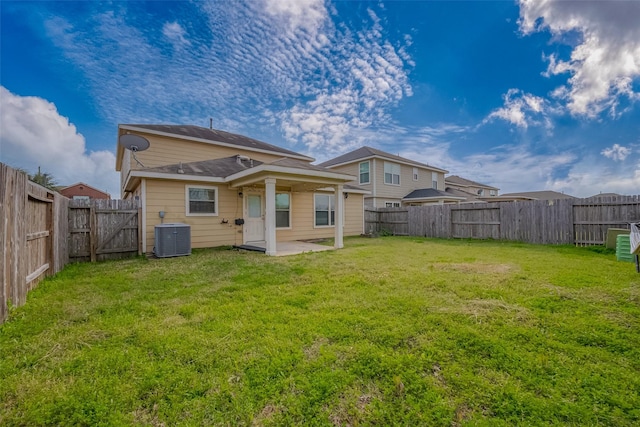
left=245, top=193, right=265, bottom=243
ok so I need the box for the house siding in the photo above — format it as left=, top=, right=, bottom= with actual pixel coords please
left=328, top=158, right=444, bottom=206
left=145, top=179, right=243, bottom=251
left=143, top=179, right=364, bottom=252
left=276, top=191, right=363, bottom=241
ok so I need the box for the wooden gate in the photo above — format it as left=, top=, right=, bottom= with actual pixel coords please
left=69, top=199, right=141, bottom=262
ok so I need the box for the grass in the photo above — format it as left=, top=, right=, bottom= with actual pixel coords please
left=1, top=236, right=639, bottom=426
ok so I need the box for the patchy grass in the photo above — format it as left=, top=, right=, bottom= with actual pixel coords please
left=1, top=237, right=639, bottom=426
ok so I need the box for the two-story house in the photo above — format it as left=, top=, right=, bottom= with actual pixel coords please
left=115, top=124, right=368, bottom=256
left=444, top=175, right=499, bottom=203
left=318, top=146, right=464, bottom=207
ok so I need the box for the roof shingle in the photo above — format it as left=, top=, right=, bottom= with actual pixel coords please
left=120, top=124, right=310, bottom=160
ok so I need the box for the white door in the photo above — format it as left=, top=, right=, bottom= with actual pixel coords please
left=245, top=193, right=265, bottom=243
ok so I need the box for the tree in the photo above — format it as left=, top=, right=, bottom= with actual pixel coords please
left=29, top=166, right=58, bottom=191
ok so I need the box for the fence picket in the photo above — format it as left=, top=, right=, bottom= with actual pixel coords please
left=365, top=196, right=640, bottom=245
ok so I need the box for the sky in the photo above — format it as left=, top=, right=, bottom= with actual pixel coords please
left=1, top=0, right=639, bottom=198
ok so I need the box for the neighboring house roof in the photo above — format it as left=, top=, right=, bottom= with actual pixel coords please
left=402, top=188, right=466, bottom=202
left=117, top=124, right=314, bottom=166
left=492, top=190, right=576, bottom=201
left=587, top=192, right=621, bottom=198
left=444, top=187, right=486, bottom=203
left=445, top=175, right=498, bottom=190
left=60, top=182, right=110, bottom=199
left=318, top=146, right=448, bottom=173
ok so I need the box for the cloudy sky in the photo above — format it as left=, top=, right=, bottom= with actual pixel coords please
left=1, top=0, right=639, bottom=198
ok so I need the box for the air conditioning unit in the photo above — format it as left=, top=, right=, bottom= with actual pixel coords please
left=154, top=223, right=191, bottom=258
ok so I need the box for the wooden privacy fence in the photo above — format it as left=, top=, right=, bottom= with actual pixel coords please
left=68, top=199, right=141, bottom=262
left=365, top=195, right=640, bottom=245
left=1, top=163, right=69, bottom=324
left=2, top=163, right=142, bottom=324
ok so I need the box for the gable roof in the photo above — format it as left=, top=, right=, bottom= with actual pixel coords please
left=445, top=175, right=498, bottom=190
left=402, top=188, right=465, bottom=201
left=495, top=190, right=576, bottom=201
left=118, top=124, right=313, bottom=163
left=143, top=156, right=264, bottom=178
left=444, top=186, right=487, bottom=203
left=318, top=146, right=448, bottom=173
left=60, top=182, right=110, bottom=195
left=123, top=155, right=361, bottom=192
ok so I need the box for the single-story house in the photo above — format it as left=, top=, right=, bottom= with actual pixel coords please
left=60, top=182, right=110, bottom=200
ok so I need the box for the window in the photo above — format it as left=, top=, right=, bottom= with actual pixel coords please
left=276, top=193, right=290, bottom=228
left=432, top=172, right=438, bottom=189
left=385, top=201, right=401, bottom=208
left=314, top=194, right=335, bottom=227
left=413, top=168, right=418, bottom=181
left=490, top=190, right=497, bottom=196
left=359, top=161, right=370, bottom=184
left=186, top=185, right=217, bottom=215
left=384, top=162, right=400, bottom=185
left=477, top=189, right=485, bottom=196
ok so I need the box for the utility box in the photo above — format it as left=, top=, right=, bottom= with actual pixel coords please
left=616, top=234, right=633, bottom=262
left=154, top=223, right=191, bottom=258
left=606, top=228, right=630, bottom=250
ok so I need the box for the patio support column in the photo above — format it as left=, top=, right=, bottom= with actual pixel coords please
left=264, top=178, right=277, bottom=256
left=334, top=184, right=344, bottom=249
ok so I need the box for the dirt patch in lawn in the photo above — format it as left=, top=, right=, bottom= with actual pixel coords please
left=434, top=263, right=517, bottom=274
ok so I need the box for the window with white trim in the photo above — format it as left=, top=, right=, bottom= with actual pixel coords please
left=186, top=185, right=217, bottom=215
left=314, top=194, right=335, bottom=227
left=359, top=161, right=370, bottom=185
left=384, top=162, right=400, bottom=185
left=276, top=193, right=291, bottom=228
left=431, top=172, right=438, bottom=189
left=413, top=167, right=418, bottom=181
left=490, top=190, right=497, bottom=196
left=385, top=201, right=401, bottom=208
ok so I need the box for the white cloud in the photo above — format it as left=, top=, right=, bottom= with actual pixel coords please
left=262, top=0, right=327, bottom=35
left=549, top=158, right=640, bottom=197
left=484, top=89, right=553, bottom=129
left=0, top=86, right=119, bottom=196
left=519, top=0, right=640, bottom=117
left=601, top=144, right=631, bottom=162
left=162, top=22, right=190, bottom=48
left=278, top=8, right=413, bottom=155
left=38, top=2, right=412, bottom=157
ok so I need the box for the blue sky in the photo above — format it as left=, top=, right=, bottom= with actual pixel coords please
left=1, top=0, right=639, bottom=198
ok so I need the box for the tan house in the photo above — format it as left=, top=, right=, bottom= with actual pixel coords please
left=444, top=175, right=499, bottom=203
left=115, top=124, right=367, bottom=256
left=318, top=146, right=464, bottom=206
left=60, top=182, right=110, bottom=200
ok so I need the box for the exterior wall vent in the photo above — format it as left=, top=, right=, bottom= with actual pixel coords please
left=154, top=223, right=191, bottom=258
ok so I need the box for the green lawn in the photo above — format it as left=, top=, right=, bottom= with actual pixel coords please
left=1, top=237, right=639, bottom=426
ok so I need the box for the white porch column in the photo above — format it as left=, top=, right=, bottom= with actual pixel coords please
left=264, top=178, right=277, bottom=256
left=335, top=184, right=344, bottom=249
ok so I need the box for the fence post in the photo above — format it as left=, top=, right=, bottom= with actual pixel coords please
left=90, top=204, right=97, bottom=262
left=137, top=206, right=143, bottom=256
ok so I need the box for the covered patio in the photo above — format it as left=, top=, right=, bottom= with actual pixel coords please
left=233, top=240, right=334, bottom=256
